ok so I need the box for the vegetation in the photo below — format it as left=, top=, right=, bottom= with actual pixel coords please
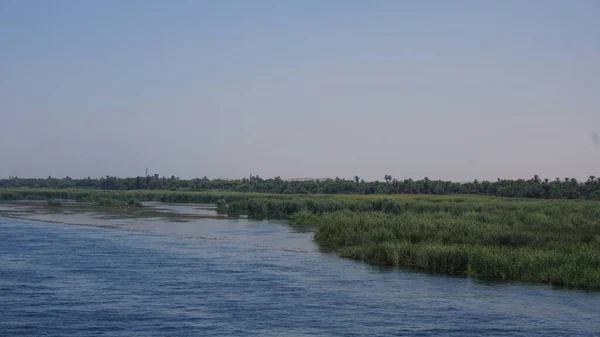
left=0, top=188, right=494, bottom=218
left=44, top=199, right=63, bottom=207
left=291, top=208, right=600, bottom=290
left=0, top=188, right=277, bottom=205
left=2, top=174, right=600, bottom=200
left=1, top=187, right=599, bottom=289
left=93, top=197, right=143, bottom=208
left=215, top=199, right=227, bottom=214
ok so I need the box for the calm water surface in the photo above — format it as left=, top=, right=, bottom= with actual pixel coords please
left=1, top=203, right=599, bottom=336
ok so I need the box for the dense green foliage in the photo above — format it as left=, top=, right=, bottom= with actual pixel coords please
left=0, top=188, right=491, bottom=218
left=215, top=199, right=227, bottom=214
left=2, top=174, right=600, bottom=199
left=290, top=202, right=600, bottom=290
left=0, top=189, right=279, bottom=205
left=0, top=189, right=144, bottom=208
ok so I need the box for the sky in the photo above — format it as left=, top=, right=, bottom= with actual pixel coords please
left=1, top=0, right=599, bottom=181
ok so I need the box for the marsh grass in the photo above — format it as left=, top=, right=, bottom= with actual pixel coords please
left=291, top=209, right=600, bottom=289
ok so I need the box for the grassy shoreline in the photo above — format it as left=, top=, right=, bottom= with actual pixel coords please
left=291, top=210, right=600, bottom=289
left=2, top=188, right=599, bottom=289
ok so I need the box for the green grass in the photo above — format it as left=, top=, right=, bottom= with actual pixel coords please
left=2, top=188, right=599, bottom=289
left=291, top=208, right=600, bottom=289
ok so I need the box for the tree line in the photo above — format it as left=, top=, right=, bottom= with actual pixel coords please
left=1, top=174, right=600, bottom=200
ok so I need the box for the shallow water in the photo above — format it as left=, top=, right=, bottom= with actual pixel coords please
left=1, top=203, right=599, bottom=336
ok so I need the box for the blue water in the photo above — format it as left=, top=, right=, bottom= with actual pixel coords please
left=1, top=208, right=600, bottom=336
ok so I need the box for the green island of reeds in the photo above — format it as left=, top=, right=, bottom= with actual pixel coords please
left=1, top=188, right=599, bottom=289
left=291, top=207, right=600, bottom=289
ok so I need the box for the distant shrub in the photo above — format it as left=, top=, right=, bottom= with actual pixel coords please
left=94, top=197, right=142, bottom=208
left=216, top=199, right=227, bottom=214
left=124, top=198, right=143, bottom=207
left=45, top=199, right=63, bottom=206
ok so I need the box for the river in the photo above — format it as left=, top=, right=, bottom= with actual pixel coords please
left=1, top=202, right=599, bottom=336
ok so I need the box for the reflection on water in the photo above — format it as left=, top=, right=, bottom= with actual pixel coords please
left=1, top=201, right=599, bottom=336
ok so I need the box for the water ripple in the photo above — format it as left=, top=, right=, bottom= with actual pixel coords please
left=1, top=216, right=600, bottom=336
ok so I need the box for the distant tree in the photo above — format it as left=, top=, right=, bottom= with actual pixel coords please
left=3, top=173, right=600, bottom=200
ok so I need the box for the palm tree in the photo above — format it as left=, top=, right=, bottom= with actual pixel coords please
left=354, top=176, right=360, bottom=185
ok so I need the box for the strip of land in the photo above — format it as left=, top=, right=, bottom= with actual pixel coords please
left=1, top=188, right=599, bottom=290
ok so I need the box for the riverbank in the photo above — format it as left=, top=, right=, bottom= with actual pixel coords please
left=2, top=188, right=599, bottom=289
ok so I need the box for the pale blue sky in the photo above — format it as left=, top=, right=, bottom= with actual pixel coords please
left=1, top=0, right=599, bottom=180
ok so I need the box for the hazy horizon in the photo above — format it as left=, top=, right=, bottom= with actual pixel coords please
left=2, top=1, right=599, bottom=181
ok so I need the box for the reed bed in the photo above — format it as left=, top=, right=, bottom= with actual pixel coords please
left=291, top=209, right=600, bottom=289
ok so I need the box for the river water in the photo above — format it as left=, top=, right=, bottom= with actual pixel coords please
left=1, top=202, right=599, bottom=336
